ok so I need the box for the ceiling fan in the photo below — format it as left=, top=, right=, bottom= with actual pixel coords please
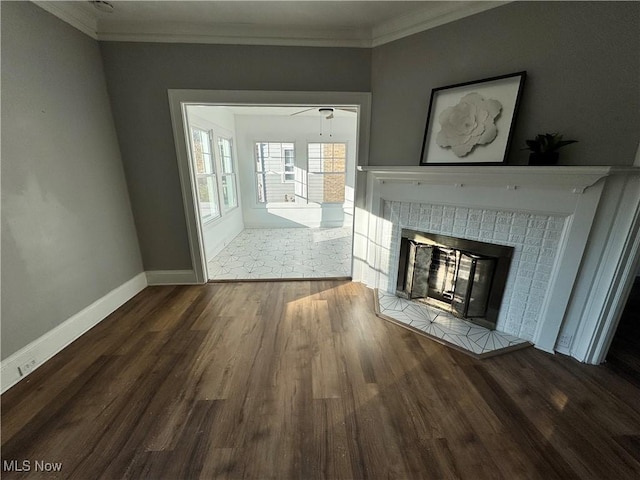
left=290, top=106, right=358, bottom=119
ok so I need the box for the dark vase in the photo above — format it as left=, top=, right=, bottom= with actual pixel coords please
left=528, top=151, right=559, bottom=166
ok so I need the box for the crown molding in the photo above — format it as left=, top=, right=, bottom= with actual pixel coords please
left=32, top=1, right=510, bottom=48
left=372, top=1, right=510, bottom=47
left=95, top=32, right=369, bottom=48
left=32, top=1, right=98, bottom=39
left=96, top=24, right=371, bottom=48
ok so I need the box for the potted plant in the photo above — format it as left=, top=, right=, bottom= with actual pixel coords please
left=523, top=133, right=577, bottom=165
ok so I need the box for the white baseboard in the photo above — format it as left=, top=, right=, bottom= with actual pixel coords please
left=1, top=272, right=148, bottom=394
left=145, top=269, right=198, bottom=285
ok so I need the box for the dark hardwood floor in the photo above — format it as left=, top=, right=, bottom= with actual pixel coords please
left=2, top=281, right=640, bottom=479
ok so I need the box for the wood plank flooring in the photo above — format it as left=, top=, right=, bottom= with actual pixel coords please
left=2, top=281, right=640, bottom=479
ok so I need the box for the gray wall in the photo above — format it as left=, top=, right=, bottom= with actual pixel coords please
left=370, top=1, right=640, bottom=166
left=1, top=2, right=143, bottom=359
left=100, top=42, right=371, bottom=271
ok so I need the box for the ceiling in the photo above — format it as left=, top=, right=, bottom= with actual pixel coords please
left=33, top=1, right=506, bottom=47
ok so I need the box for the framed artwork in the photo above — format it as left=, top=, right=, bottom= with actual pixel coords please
left=419, top=71, right=526, bottom=165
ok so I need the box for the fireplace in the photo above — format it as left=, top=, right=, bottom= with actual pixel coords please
left=396, top=229, right=513, bottom=330
left=353, top=165, right=638, bottom=361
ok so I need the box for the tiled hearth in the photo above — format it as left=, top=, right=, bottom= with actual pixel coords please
left=375, top=290, right=530, bottom=358
left=207, top=227, right=352, bottom=280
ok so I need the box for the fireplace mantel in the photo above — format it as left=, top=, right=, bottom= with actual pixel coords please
left=353, top=164, right=640, bottom=364
left=358, top=165, right=635, bottom=194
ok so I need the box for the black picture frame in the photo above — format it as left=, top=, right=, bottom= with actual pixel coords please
left=419, top=71, right=526, bottom=166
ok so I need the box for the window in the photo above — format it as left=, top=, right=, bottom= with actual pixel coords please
left=218, top=136, right=238, bottom=211
left=191, top=127, right=220, bottom=221
left=307, top=142, right=346, bottom=203
left=255, top=142, right=296, bottom=203
left=283, top=149, right=295, bottom=183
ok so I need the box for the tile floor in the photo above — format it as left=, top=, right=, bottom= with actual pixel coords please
left=207, top=227, right=353, bottom=280
left=376, top=290, right=530, bottom=357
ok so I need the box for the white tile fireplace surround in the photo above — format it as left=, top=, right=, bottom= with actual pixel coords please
left=352, top=166, right=640, bottom=364
left=381, top=202, right=563, bottom=341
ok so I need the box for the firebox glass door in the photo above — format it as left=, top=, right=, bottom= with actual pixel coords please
left=452, top=254, right=495, bottom=318
left=451, top=254, right=473, bottom=317
left=405, top=241, right=432, bottom=299
left=467, top=257, right=495, bottom=317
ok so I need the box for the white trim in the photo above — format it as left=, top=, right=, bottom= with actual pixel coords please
left=586, top=217, right=640, bottom=363
left=168, top=90, right=371, bottom=285
left=532, top=183, right=604, bottom=352
left=357, top=165, right=620, bottom=194
left=1, top=272, right=147, bottom=394
left=570, top=175, right=640, bottom=363
left=31, top=0, right=508, bottom=48
left=32, top=1, right=98, bottom=39
left=168, top=97, right=209, bottom=284
left=145, top=270, right=198, bottom=285
left=96, top=30, right=371, bottom=49
left=371, top=1, right=508, bottom=47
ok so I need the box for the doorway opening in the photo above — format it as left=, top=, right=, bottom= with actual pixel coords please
left=186, top=104, right=357, bottom=280
left=175, top=96, right=367, bottom=282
